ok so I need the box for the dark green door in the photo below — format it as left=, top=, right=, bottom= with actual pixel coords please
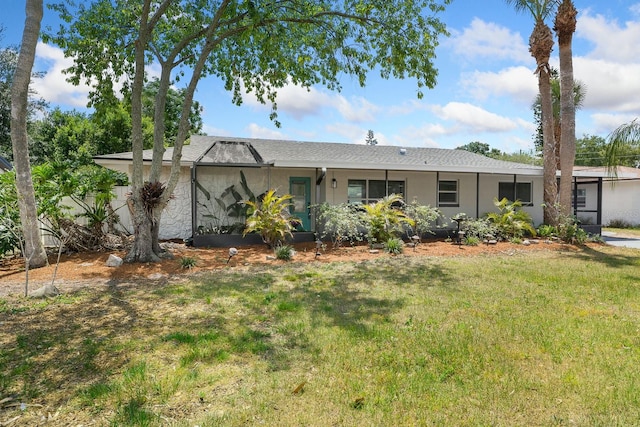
left=290, top=177, right=311, bottom=231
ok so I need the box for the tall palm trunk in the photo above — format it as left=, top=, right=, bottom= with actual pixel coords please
left=10, top=0, right=48, bottom=269
left=555, top=0, right=577, bottom=217
left=530, top=19, right=558, bottom=225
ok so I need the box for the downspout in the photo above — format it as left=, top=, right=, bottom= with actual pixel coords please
left=385, top=170, right=389, bottom=197
left=573, top=176, right=578, bottom=217
left=190, top=165, right=197, bottom=239
left=597, top=177, right=603, bottom=225
left=476, top=173, right=480, bottom=218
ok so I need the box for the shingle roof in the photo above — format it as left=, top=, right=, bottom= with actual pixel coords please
left=94, top=135, right=543, bottom=175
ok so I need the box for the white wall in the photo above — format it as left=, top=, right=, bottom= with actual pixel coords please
left=602, top=180, right=640, bottom=226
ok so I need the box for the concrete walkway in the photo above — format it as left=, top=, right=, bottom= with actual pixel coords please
left=601, top=231, right=640, bottom=249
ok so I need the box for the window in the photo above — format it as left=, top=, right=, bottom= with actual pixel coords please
left=438, top=180, right=458, bottom=207
left=347, top=179, right=405, bottom=204
left=572, top=189, right=586, bottom=208
left=498, top=182, right=532, bottom=206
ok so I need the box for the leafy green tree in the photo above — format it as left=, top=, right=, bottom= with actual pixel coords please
left=47, top=0, right=452, bottom=263
left=506, top=0, right=558, bottom=225
left=456, top=141, right=502, bottom=158
left=11, top=0, right=48, bottom=269
left=365, top=130, right=378, bottom=146
left=0, top=26, right=48, bottom=161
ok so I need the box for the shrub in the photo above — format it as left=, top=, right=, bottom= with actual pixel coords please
left=274, top=244, right=294, bottom=261
left=460, top=217, right=498, bottom=241
left=180, top=256, right=197, bottom=269
left=464, top=236, right=480, bottom=246
left=361, top=194, right=414, bottom=246
left=537, top=224, right=557, bottom=238
left=315, top=203, right=364, bottom=248
left=384, top=237, right=405, bottom=254
left=403, top=198, right=442, bottom=239
left=244, top=190, right=298, bottom=248
left=486, top=198, right=536, bottom=240
left=608, top=219, right=634, bottom=229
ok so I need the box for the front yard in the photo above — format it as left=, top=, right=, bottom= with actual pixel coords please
left=1, top=243, right=640, bottom=426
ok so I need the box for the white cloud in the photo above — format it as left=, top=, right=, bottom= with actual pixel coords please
left=201, top=124, right=231, bottom=136
left=448, top=18, right=532, bottom=64
left=246, top=123, right=287, bottom=140
left=578, top=10, right=640, bottom=63
left=32, top=43, right=91, bottom=108
left=590, top=113, right=639, bottom=135
left=394, top=124, right=448, bottom=148
left=431, top=102, right=518, bottom=133
left=460, top=66, right=537, bottom=104
left=242, top=79, right=380, bottom=123
left=573, top=57, right=640, bottom=113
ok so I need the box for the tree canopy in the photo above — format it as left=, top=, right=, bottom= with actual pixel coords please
left=46, top=0, right=453, bottom=263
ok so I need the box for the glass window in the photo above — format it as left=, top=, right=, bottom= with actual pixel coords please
left=572, top=188, right=586, bottom=208
left=347, top=179, right=405, bottom=204
left=347, top=180, right=366, bottom=204
left=498, top=182, right=532, bottom=206
left=438, top=180, right=458, bottom=207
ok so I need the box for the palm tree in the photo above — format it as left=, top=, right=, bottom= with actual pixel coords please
left=532, top=68, right=586, bottom=169
left=554, top=0, right=578, bottom=216
left=10, top=0, right=48, bottom=270
left=605, top=119, right=640, bottom=173
left=506, top=0, right=559, bottom=225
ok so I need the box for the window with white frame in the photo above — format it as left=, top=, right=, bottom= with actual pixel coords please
left=347, top=179, right=405, bottom=204
left=498, top=182, right=533, bottom=206
left=438, top=180, right=458, bottom=207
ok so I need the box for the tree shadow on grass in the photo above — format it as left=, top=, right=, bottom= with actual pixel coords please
left=566, top=244, right=640, bottom=270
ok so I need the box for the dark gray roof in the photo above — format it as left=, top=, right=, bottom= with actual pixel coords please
left=94, top=135, right=543, bottom=175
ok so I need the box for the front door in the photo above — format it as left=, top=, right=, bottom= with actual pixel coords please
left=289, top=177, right=311, bottom=231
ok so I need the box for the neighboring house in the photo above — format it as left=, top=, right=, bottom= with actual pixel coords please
left=94, top=135, right=546, bottom=242
left=0, top=156, right=11, bottom=172
left=571, top=166, right=640, bottom=227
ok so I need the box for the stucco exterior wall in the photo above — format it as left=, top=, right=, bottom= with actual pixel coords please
left=601, top=180, right=640, bottom=226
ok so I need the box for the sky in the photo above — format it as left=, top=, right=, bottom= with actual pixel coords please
left=2, top=0, right=640, bottom=153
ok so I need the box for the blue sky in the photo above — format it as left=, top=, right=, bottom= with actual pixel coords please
left=3, top=0, right=640, bottom=152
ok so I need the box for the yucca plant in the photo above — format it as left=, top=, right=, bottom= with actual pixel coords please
left=244, top=190, right=299, bottom=248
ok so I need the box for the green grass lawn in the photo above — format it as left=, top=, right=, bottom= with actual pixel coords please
left=2, top=244, right=640, bottom=426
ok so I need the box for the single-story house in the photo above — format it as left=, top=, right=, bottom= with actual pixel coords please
left=571, top=165, right=640, bottom=227
left=94, top=135, right=547, bottom=243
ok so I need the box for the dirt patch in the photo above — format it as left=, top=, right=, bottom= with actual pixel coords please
left=0, top=238, right=583, bottom=297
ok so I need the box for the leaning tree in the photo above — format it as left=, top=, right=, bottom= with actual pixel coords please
left=48, top=0, right=452, bottom=263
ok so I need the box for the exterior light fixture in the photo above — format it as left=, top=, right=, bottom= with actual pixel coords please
left=332, top=178, right=337, bottom=188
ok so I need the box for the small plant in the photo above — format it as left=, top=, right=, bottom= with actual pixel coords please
left=403, top=198, right=443, bottom=239
left=461, top=217, right=498, bottom=241
left=464, top=236, right=480, bottom=246
left=537, top=224, right=557, bottom=238
left=361, top=194, right=414, bottom=246
left=274, top=244, right=294, bottom=261
left=509, top=236, right=523, bottom=244
left=384, top=237, right=405, bottom=254
left=486, top=198, right=536, bottom=240
left=180, top=256, right=197, bottom=269
left=608, top=219, right=634, bottom=229
left=244, top=190, right=299, bottom=248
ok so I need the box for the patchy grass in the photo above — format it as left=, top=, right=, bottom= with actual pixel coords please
left=604, top=227, right=640, bottom=237
left=1, top=245, right=640, bottom=425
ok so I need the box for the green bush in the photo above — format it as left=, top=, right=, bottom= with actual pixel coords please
left=361, top=194, right=414, bottom=246
left=244, top=190, right=298, bottom=248
left=486, top=198, right=536, bottom=240
left=384, top=237, right=405, bottom=254
left=537, top=224, right=557, bottom=238
left=464, top=236, right=480, bottom=246
left=460, top=217, right=498, bottom=241
left=274, top=244, right=294, bottom=261
left=315, top=203, right=364, bottom=248
left=180, top=256, right=197, bottom=269
left=403, top=198, right=442, bottom=239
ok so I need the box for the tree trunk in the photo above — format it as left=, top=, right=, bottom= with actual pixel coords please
left=10, top=0, right=48, bottom=268
left=530, top=19, right=558, bottom=226
left=555, top=0, right=578, bottom=217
